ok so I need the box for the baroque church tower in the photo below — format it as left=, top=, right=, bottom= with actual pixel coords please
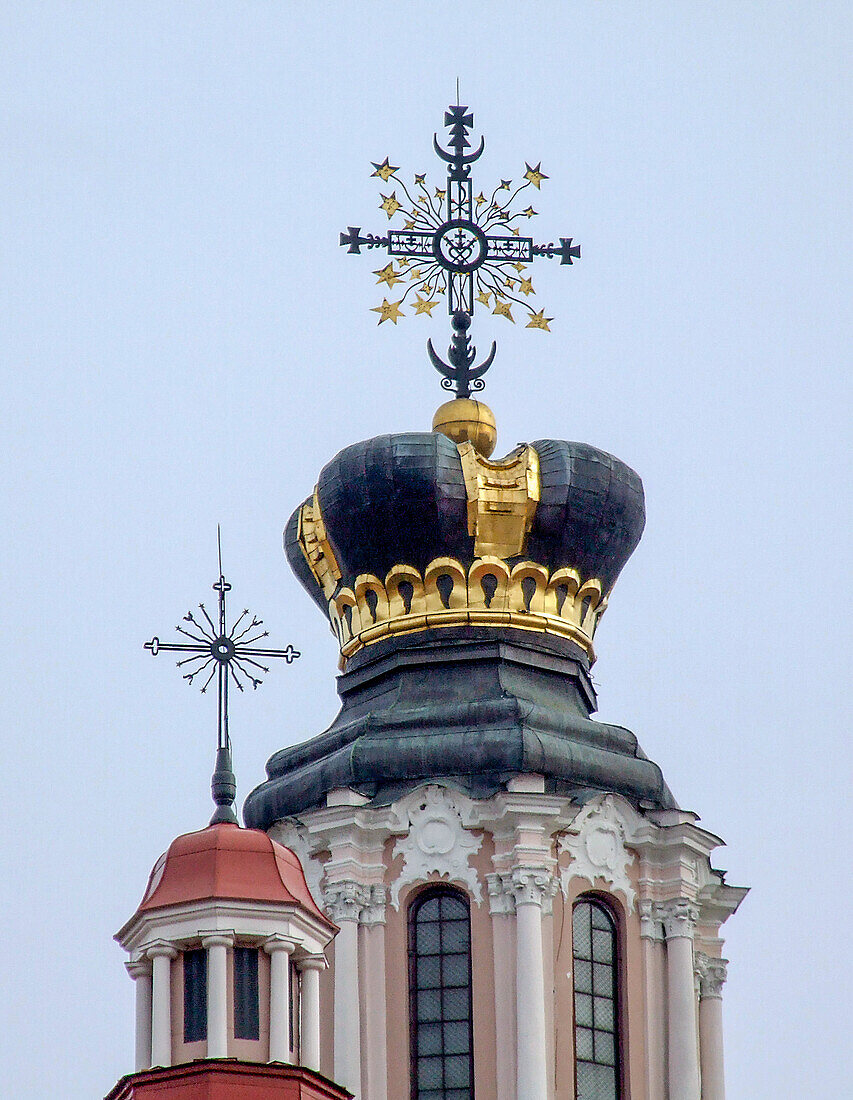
left=110, top=105, right=746, bottom=1100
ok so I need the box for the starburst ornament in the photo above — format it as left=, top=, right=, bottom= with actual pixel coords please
left=340, top=104, right=581, bottom=397
left=144, top=534, right=300, bottom=824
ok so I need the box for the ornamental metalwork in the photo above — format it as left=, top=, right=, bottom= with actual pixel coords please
left=144, top=532, right=300, bottom=823
left=340, top=103, right=581, bottom=396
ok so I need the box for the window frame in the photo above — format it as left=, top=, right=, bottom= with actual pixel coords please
left=233, top=945, right=260, bottom=1042
left=571, top=893, right=625, bottom=1100
left=407, top=884, right=475, bottom=1100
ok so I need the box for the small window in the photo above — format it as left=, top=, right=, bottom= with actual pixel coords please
left=409, top=886, right=474, bottom=1100
left=572, top=898, right=621, bottom=1100
left=183, top=949, right=207, bottom=1043
left=289, top=959, right=301, bottom=1063
left=233, top=947, right=260, bottom=1041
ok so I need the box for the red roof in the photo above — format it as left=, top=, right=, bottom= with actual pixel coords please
left=136, top=823, right=332, bottom=929
left=104, top=1059, right=352, bottom=1100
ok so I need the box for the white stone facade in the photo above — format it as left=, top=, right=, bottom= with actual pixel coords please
left=269, top=782, right=746, bottom=1100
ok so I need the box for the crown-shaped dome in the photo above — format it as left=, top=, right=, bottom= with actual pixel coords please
left=286, top=428, right=644, bottom=667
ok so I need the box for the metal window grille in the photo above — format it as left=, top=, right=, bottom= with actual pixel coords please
left=233, top=946, right=260, bottom=1041
left=572, top=899, right=621, bottom=1100
left=183, top=949, right=207, bottom=1043
left=409, top=887, right=474, bottom=1100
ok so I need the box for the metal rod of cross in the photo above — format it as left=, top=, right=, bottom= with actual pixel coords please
left=340, top=103, right=581, bottom=398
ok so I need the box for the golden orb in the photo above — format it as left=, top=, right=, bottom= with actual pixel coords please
left=432, top=398, right=497, bottom=458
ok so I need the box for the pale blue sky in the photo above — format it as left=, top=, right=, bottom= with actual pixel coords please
left=0, top=3, right=850, bottom=1097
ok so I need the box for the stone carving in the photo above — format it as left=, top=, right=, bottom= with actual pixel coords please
left=486, top=871, right=516, bottom=915
left=511, top=867, right=559, bottom=910
left=559, top=796, right=636, bottom=910
left=323, top=880, right=373, bottom=923
left=695, top=952, right=728, bottom=999
left=638, top=898, right=664, bottom=941
left=389, top=785, right=483, bottom=908
left=360, top=884, right=388, bottom=927
left=658, top=898, right=699, bottom=940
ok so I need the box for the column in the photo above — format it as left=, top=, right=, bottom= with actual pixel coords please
left=265, top=936, right=296, bottom=1064
left=639, top=901, right=666, bottom=1100
left=126, top=959, right=152, bottom=1072
left=361, top=886, right=388, bottom=1100
left=511, top=868, right=553, bottom=1100
left=299, top=956, right=325, bottom=1073
left=325, top=881, right=366, bottom=1095
left=202, top=933, right=232, bottom=1059
left=148, top=942, right=177, bottom=1068
left=696, top=954, right=728, bottom=1100
left=661, top=900, right=701, bottom=1100
left=486, top=873, right=516, bottom=1100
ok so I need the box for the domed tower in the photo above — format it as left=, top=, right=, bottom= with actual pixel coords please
left=245, top=106, right=747, bottom=1100
left=108, top=565, right=350, bottom=1100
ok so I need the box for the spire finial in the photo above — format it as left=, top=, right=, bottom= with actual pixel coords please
left=144, top=532, right=302, bottom=826
left=339, top=102, right=581, bottom=395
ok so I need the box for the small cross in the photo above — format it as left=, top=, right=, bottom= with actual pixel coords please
left=144, top=533, right=300, bottom=824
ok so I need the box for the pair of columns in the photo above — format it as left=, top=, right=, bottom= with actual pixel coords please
left=127, top=936, right=324, bottom=1072
left=640, top=899, right=729, bottom=1100
left=487, top=866, right=557, bottom=1100
left=323, top=880, right=388, bottom=1100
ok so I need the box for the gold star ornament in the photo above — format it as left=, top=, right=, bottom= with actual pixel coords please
left=373, top=262, right=403, bottom=288
left=518, top=277, right=534, bottom=296
left=526, top=309, right=553, bottom=330
left=371, top=157, right=399, bottom=182
left=413, top=294, right=438, bottom=316
left=371, top=298, right=405, bottom=325
left=523, top=162, right=549, bottom=189
left=380, top=192, right=401, bottom=218
left=493, top=299, right=515, bottom=323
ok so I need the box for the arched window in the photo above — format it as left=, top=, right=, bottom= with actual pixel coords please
left=572, top=897, right=621, bottom=1100
left=408, top=886, right=474, bottom=1100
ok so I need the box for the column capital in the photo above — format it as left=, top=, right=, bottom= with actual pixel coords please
left=658, top=898, right=699, bottom=940
left=360, top=883, right=388, bottom=926
left=298, top=954, right=327, bottom=973
left=510, top=866, right=559, bottom=908
left=145, top=940, right=178, bottom=960
left=324, top=878, right=373, bottom=923
left=200, top=931, right=235, bottom=949
left=639, top=899, right=664, bottom=941
left=126, top=958, right=152, bottom=979
left=263, top=934, right=297, bottom=956
left=486, top=871, right=516, bottom=915
left=695, top=952, right=728, bottom=1000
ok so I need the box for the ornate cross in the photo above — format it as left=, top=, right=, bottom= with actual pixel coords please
left=340, top=103, right=581, bottom=396
left=144, top=535, right=300, bottom=824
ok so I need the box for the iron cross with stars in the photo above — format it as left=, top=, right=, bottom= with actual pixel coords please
left=340, top=103, right=581, bottom=396
left=144, top=533, right=300, bottom=824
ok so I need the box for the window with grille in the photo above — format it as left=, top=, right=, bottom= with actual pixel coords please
left=409, top=887, right=474, bottom=1100
left=572, top=898, right=621, bottom=1100
left=183, top=948, right=207, bottom=1043
left=233, top=946, right=260, bottom=1041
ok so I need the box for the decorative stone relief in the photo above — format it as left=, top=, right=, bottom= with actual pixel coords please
left=638, top=898, right=664, bottom=941
left=559, top=796, right=636, bottom=910
left=360, top=884, right=388, bottom=926
left=658, top=898, right=699, bottom=941
left=511, top=867, right=559, bottom=910
left=323, top=880, right=373, bottom=924
left=389, top=785, right=483, bottom=908
left=486, top=871, right=516, bottom=915
left=268, top=820, right=325, bottom=908
left=695, top=952, right=728, bottom=999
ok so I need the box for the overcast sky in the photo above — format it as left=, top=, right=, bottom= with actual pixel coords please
left=1, top=4, right=850, bottom=1097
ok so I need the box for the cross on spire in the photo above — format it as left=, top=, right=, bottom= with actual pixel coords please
left=144, top=531, right=300, bottom=825
left=340, top=103, right=581, bottom=396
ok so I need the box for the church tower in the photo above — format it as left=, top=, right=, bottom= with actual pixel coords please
left=241, top=104, right=748, bottom=1100
left=110, top=103, right=746, bottom=1100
